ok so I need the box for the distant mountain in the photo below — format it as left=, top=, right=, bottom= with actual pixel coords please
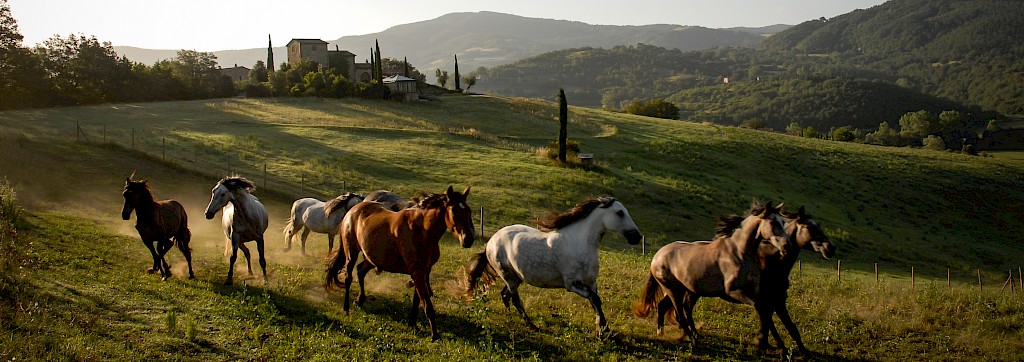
left=330, top=11, right=776, bottom=75
left=113, top=12, right=785, bottom=76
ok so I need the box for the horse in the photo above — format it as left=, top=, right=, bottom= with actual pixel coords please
left=121, top=173, right=194, bottom=280
left=456, top=197, right=643, bottom=336
left=325, top=186, right=476, bottom=340
left=632, top=201, right=789, bottom=347
left=362, top=190, right=416, bottom=211
left=284, top=193, right=365, bottom=256
left=755, top=206, right=836, bottom=354
left=204, top=176, right=269, bottom=285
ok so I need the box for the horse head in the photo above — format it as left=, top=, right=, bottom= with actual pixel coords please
left=745, top=201, right=789, bottom=257
left=783, top=206, right=836, bottom=259
left=443, top=185, right=476, bottom=248
left=205, top=177, right=253, bottom=219
left=598, top=198, right=643, bottom=245
left=121, top=174, right=150, bottom=220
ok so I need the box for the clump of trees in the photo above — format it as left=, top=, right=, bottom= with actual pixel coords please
left=0, top=0, right=232, bottom=109
left=623, top=98, right=679, bottom=120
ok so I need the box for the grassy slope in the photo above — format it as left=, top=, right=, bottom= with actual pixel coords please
left=1, top=95, right=1022, bottom=361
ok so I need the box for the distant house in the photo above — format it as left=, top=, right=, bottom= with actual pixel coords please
left=219, top=64, right=250, bottom=82
left=287, top=38, right=368, bottom=82
left=383, top=75, right=419, bottom=101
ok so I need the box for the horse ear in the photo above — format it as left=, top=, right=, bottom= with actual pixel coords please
left=462, top=186, right=471, bottom=197
left=760, top=201, right=774, bottom=217
left=776, top=202, right=785, bottom=213
left=798, top=205, right=806, bottom=217
left=446, top=185, right=455, bottom=195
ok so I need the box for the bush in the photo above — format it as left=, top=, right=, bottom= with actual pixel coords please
left=922, top=135, right=945, bottom=151
left=544, top=139, right=580, bottom=161
left=0, top=178, right=22, bottom=311
left=243, top=82, right=273, bottom=98
left=623, top=99, right=680, bottom=120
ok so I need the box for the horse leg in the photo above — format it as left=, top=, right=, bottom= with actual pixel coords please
left=504, top=281, right=536, bottom=329
left=156, top=240, right=173, bottom=280
left=177, top=230, right=195, bottom=279
left=327, top=234, right=335, bottom=255
left=656, top=295, right=673, bottom=336
left=256, top=238, right=268, bottom=284
left=142, top=240, right=160, bottom=273
left=665, top=289, right=696, bottom=346
left=355, top=259, right=374, bottom=307
left=755, top=302, right=777, bottom=351
left=776, top=302, right=807, bottom=354
left=410, top=273, right=439, bottom=341
left=300, top=228, right=311, bottom=256
left=237, top=242, right=253, bottom=275
left=226, top=237, right=240, bottom=285
left=568, top=280, right=606, bottom=336
left=341, top=249, right=360, bottom=312
left=681, top=293, right=701, bottom=342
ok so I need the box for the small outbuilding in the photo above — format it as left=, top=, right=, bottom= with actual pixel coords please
left=382, top=75, right=419, bottom=101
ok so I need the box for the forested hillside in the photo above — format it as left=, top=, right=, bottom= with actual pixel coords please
left=474, top=0, right=1023, bottom=138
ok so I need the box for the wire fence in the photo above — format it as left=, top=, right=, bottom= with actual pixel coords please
left=76, top=122, right=1023, bottom=298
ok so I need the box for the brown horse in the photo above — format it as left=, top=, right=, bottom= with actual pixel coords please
left=756, top=206, right=836, bottom=354
left=632, top=201, right=788, bottom=347
left=121, top=174, right=194, bottom=280
left=325, top=186, right=476, bottom=340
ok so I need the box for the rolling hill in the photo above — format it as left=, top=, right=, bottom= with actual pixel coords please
left=1, top=95, right=1022, bottom=360
left=113, top=11, right=779, bottom=77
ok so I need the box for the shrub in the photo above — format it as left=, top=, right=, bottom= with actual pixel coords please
left=544, top=139, right=580, bottom=161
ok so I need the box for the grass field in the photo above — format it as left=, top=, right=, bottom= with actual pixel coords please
left=1, top=95, right=1022, bottom=361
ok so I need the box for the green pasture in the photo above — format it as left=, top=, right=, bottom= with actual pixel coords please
left=1, top=95, right=1022, bottom=360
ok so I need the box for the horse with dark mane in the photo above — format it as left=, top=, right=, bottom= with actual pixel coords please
left=284, top=193, right=365, bottom=255
left=456, top=197, right=643, bottom=336
left=204, top=176, right=269, bottom=285
left=121, top=173, right=194, bottom=280
left=325, top=186, right=476, bottom=340
left=632, top=200, right=788, bottom=347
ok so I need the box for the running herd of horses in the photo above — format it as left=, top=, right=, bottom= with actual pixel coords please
left=121, top=173, right=837, bottom=354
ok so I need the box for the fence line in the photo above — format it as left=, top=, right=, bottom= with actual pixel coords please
left=76, top=123, right=1021, bottom=297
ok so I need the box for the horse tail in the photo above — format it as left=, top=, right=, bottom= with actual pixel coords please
left=632, top=271, right=664, bottom=318
left=325, top=248, right=348, bottom=292
left=451, top=250, right=497, bottom=301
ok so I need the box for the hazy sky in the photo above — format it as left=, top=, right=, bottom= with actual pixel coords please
left=9, top=0, right=887, bottom=51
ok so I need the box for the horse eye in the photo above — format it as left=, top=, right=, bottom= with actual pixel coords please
left=616, top=210, right=625, bottom=218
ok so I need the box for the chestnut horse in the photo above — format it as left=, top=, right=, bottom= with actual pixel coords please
left=325, top=186, right=476, bottom=340
left=121, top=174, right=194, bottom=280
left=633, top=201, right=788, bottom=347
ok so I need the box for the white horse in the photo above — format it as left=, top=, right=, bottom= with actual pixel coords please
left=457, top=197, right=643, bottom=335
left=204, top=176, right=269, bottom=285
left=284, top=193, right=365, bottom=256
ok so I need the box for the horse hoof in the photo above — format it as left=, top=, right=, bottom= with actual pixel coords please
left=225, top=279, right=234, bottom=286
left=146, top=268, right=157, bottom=274
left=656, top=328, right=663, bottom=337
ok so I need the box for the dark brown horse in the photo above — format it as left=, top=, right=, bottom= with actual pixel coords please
left=756, top=206, right=836, bottom=354
left=325, top=186, right=476, bottom=340
left=632, top=201, right=788, bottom=347
left=121, top=174, right=194, bottom=280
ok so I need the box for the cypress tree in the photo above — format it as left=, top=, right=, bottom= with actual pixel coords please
left=369, top=47, right=376, bottom=81
left=374, top=40, right=383, bottom=83
left=454, top=54, right=461, bottom=91
left=558, top=88, right=568, bottom=163
left=404, top=56, right=409, bottom=77
left=267, top=34, right=274, bottom=72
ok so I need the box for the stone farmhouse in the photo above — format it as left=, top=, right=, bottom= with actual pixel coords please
left=286, top=39, right=373, bottom=83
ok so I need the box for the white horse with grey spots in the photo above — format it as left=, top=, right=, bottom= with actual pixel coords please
left=456, top=197, right=642, bottom=335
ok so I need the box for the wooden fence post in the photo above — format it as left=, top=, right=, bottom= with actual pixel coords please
left=837, top=260, right=842, bottom=285
left=947, top=268, right=951, bottom=290
left=978, top=269, right=983, bottom=292
left=874, top=263, right=878, bottom=288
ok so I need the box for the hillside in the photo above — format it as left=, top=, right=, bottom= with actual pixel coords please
left=1, top=96, right=1023, bottom=360
left=760, top=0, right=1024, bottom=115
left=114, top=12, right=775, bottom=76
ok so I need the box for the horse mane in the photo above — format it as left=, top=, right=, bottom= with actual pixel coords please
left=125, top=180, right=157, bottom=203
left=412, top=193, right=445, bottom=209
left=324, top=193, right=363, bottom=217
left=536, top=197, right=616, bottom=231
left=713, top=214, right=745, bottom=237
left=218, top=176, right=256, bottom=192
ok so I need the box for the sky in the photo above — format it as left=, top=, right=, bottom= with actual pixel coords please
left=9, top=0, right=888, bottom=51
